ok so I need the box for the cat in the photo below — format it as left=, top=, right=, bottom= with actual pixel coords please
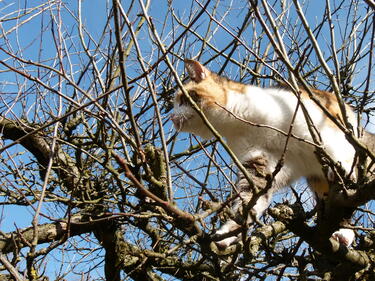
left=171, top=59, right=363, bottom=248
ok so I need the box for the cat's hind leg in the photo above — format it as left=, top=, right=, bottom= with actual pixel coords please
left=331, top=228, right=355, bottom=247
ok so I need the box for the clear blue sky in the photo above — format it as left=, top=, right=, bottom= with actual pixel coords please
left=0, top=0, right=373, bottom=280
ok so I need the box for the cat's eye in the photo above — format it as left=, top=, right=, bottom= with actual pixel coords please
left=188, top=90, right=200, bottom=102
left=179, top=90, right=200, bottom=106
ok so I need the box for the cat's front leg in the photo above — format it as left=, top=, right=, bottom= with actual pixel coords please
left=213, top=155, right=275, bottom=249
left=214, top=219, right=241, bottom=249
left=214, top=189, right=272, bottom=249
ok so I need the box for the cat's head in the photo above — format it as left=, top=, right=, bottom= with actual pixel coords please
left=170, top=59, right=230, bottom=139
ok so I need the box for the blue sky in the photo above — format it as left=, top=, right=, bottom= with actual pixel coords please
left=0, top=0, right=374, bottom=280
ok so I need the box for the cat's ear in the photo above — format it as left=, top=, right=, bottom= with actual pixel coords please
left=184, top=59, right=210, bottom=83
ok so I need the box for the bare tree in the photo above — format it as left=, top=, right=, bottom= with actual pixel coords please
left=0, top=0, right=374, bottom=280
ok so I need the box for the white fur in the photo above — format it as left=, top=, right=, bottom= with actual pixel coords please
left=234, top=87, right=353, bottom=179
left=332, top=228, right=355, bottom=247
left=215, top=192, right=271, bottom=248
left=173, top=84, right=357, bottom=247
left=175, top=85, right=356, bottom=183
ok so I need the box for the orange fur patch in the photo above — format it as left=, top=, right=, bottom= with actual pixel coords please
left=307, top=176, right=329, bottom=197
left=305, top=88, right=356, bottom=129
left=279, top=84, right=356, bottom=127
left=302, top=88, right=343, bottom=120
left=177, top=72, right=230, bottom=107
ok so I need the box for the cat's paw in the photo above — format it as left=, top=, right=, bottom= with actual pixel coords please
left=214, top=220, right=241, bottom=249
left=331, top=228, right=355, bottom=247
left=214, top=234, right=240, bottom=249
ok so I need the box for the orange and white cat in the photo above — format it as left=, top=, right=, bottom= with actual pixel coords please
left=171, top=59, right=357, bottom=248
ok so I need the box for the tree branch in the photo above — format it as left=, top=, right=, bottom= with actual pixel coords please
left=0, top=117, right=50, bottom=169
left=269, top=204, right=371, bottom=269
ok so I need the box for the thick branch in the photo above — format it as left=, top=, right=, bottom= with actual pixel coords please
left=0, top=215, right=93, bottom=254
left=0, top=117, right=80, bottom=190
left=0, top=117, right=50, bottom=168
left=330, top=180, right=375, bottom=208
left=269, top=204, right=371, bottom=269
left=93, top=217, right=216, bottom=280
